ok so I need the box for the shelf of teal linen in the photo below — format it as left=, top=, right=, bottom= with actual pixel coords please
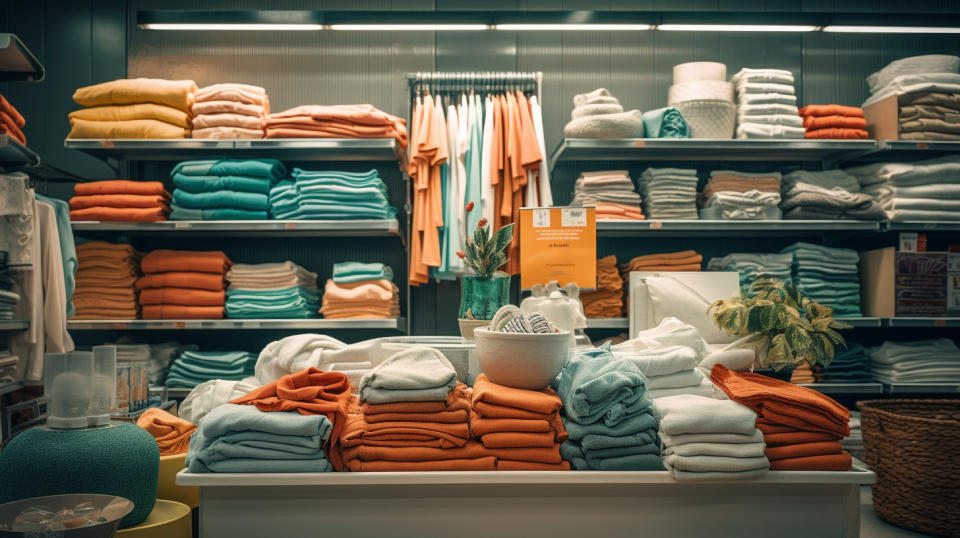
left=70, top=219, right=401, bottom=237
left=66, top=318, right=406, bottom=331
left=585, top=318, right=629, bottom=329
left=596, top=220, right=880, bottom=237
left=0, top=33, right=44, bottom=82
left=885, top=383, right=960, bottom=395
left=0, top=135, right=39, bottom=167
left=548, top=139, right=878, bottom=170
left=885, top=317, right=960, bottom=327
left=63, top=138, right=402, bottom=162
left=0, top=320, right=29, bottom=332
left=798, top=383, right=884, bottom=395
left=884, top=222, right=960, bottom=232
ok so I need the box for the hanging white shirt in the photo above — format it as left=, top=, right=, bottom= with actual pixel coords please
left=480, top=96, right=495, bottom=227
left=530, top=96, right=554, bottom=207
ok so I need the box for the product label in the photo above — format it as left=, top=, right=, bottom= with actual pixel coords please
left=519, top=206, right=597, bottom=290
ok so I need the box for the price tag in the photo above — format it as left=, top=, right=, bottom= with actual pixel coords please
left=633, top=140, right=646, bottom=147
left=100, top=140, right=115, bottom=148
left=917, top=143, right=929, bottom=149
left=561, top=207, right=586, bottom=227
left=935, top=319, right=946, bottom=327
left=235, top=140, right=252, bottom=148
left=174, top=221, right=191, bottom=229
left=284, top=222, right=298, bottom=229
left=114, top=323, right=127, bottom=330
left=649, top=221, right=663, bottom=230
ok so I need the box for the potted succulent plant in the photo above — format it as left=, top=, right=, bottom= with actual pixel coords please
left=708, top=277, right=851, bottom=380
left=456, top=201, right=513, bottom=339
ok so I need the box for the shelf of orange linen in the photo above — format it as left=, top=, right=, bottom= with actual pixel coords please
left=71, top=219, right=401, bottom=237
left=177, top=466, right=875, bottom=538
left=63, top=138, right=402, bottom=162
left=0, top=134, right=39, bottom=167
left=596, top=220, right=880, bottom=237
left=66, top=318, right=406, bottom=331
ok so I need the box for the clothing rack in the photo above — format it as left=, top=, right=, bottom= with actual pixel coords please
left=407, top=71, right=542, bottom=103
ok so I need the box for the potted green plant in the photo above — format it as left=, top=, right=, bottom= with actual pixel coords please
left=456, top=201, right=513, bottom=339
left=707, top=277, right=851, bottom=380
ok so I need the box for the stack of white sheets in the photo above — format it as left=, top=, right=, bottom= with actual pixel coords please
left=732, top=68, right=804, bottom=139
left=639, top=168, right=699, bottom=220
left=868, top=338, right=960, bottom=384
left=845, top=155, right=960, bottom=221
left=780, top=169, right=885, bottom=221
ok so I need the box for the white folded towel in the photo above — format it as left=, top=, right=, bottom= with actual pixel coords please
left=653, top=394, right=758, bottom=435
left=649, top=377, right=719, bottom=400
left=179, top=378, right=261, bottom=425
left=663, top=453, right=770, bottom=472
left=659, top=428, right=764, bottom=447
left=731, top=68, right=795, bottom=86
left=736, top=82, right=796, bottom=95
left=612, top=317, right=712, bottom=362
left=255, top=334, right=383, bottom=385
left=664, top=441, right=766, bottom=458
left=646, top=368, right=706, bottom=390
left=612, top=345, right=699, bottom=377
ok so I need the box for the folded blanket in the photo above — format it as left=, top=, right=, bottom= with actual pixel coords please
left=663, top=453, right=769, bottom=475
left=802, top=115, right=867, bottom=130
left=68, top=118, right=188, bottom=139
left=73, top=78, right=198, bottom=110
left=659, top=429, right=764, bottom=447
left=195, top=83, right=268, bottom=106
left=70, top=206, right=169, bottom=222
left=340, top=413, right=469, bottom=449
left=70, top=194, right=170, bottom=209
left=136, top=408, right=197, bottom=455
left=769, top=452, right=852, bottom=471
left=74, top=180, right=168, bottom=197
left=192, top=100, right=267, bottom=117
left=193, top=113, right=263, bottom=131
left=172, top=189, right=269, bottom=211
left=266, top=104, right=408, bottom=148
left=69, top=103, right=190, bottom=127
left=142, top=305, right=224, bottom=319
left=139, top=287, right=225, bottom=306
left=141, top=249, right=231, bottom=274
left=358, top=347, right=457, bottom=404
left=172, top=159, right=286, bottom=180
left=136, top=272, right=224, bottom=291
left=652, top=394, right=757, bottom=436
left=173, top=173, right=272, bottom=195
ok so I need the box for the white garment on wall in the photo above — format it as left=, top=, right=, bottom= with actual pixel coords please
left=38, top=201, right=73, bottom=369
left=530, top=96, right=553, bottom=208
left=480, top=96, right=495, bottom=230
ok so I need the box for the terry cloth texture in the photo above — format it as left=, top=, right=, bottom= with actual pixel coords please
left=563, top=89, right=644, bottom=139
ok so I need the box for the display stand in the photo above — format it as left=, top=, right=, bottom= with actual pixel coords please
left=179, top=468, right=874, bottom=538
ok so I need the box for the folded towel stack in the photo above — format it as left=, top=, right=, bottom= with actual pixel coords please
left=265, top=104, right=408, bottom=149
left=72, top=241, right=142, bottom=319
left=320, top=262, right=399, bottom=319
left=707, top=252, right=793, bottom=296
left=612, top=318, right=716, bottom=400
left=653, top=394, right=768, bottom=480
left=186, top=403, right=334, bottom=473
left=225, top=261, right=320, bottom=319
left=68, top=78, right=197, bottom=139
left=0, top=94, right=27, bottom=145
left=269, top=168, right=395, bottom=220
left=70, top=181, right=171, bottom=222
left=136, top=249, right=232, bottom=319
left=861, top=54, right=960, bottom=140
left=115, top=342, right=197, bottom=385
left=732, top=68, right=804, bottom=139
left=191, top=83, right=269, bottom=139
left=136, top=408, right=197, bottom=456
left=563, top=88, right=644, bottom=139
left=179, top=378, right=260, bottom=425
left=700, top=170, right=782, bottom=220
left=622, top=250, right=703, bottom=275
left=343, top=348, right=486, bottom=471
left=0, top=290, right=18, bottom=320
left=790, top=362, right=820, bottom=384
left=711, top=364, right=853, bottom=471
left=823, top=342, right=872, bottom=383
left=639, top=168, right=699, bottom=220
left=165, top=350, right=256, bottom=389
left=557, top=346, right=662, bottom=471
left=781, top=242, right=862, bottom=317
left=868, top=338, right=960, bottom=384
left=0, top=353, right=19, bottom=385
left=780, top=169, right=884, bottom=221
left=580, top=255, right=624, bottom=318
left=845, top=155, right=960, bottom=221
left=799, top=104, right=868, bottom=139
left=571, top=170, right=644, bottom=220
left=255, top=334, right=382, bottom=392
left=170, top=159, right=284, bottom=221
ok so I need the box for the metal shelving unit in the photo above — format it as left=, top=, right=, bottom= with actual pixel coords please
left=71, top=219, right=401, bottom=237
left=0, top=382, right=23, bottom=397
left=585, top=318, right=629, bottom=329
left=837, top=317, right=884, bottom=328
left=885, top=221, right=960, bottom=232
left=0, top=320, right=29, bottom=332
left=67, top=318, right=407, bottom=331
left=798, top=383, right=884, bottom=395
left=0, top=33, right=44, bottom=82
left=0, top=134, right=40, bottom=168
left=549, top=139, right=878, bottom=170
left=64, top=138, right=402, bottom=162
left=596, top=220, right=880, bottom=237
left=885, top=383, right=960, bottom=395
left=885, top=317, right=960, bottom=327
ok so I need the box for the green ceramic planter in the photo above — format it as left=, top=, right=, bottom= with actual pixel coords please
left=459, top=273, right=511, bottom=320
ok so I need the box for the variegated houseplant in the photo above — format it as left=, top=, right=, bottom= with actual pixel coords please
left=708, top=278, right=851, bottom=372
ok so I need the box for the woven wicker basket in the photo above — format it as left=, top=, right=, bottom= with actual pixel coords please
left=673, top=99, right=736, bottom=139
left=858, top=399, right=960, bottom=537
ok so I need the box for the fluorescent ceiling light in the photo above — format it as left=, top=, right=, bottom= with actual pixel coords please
left=496, top=24, right=651, bottom=30
left=139, top=23, right=325, bottom=30
left=328, top=24, right=489, bottom=30
left=658, top=24, right=818, bottom=32
left=822, top=25, right=960, bottom=33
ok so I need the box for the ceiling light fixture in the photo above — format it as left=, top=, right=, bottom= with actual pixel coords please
left=495, top=24, right=652, bottom=30
left=327, top=24, right=490, bottom=30
left=657, top=24, right=819, bottom=32
left=139, top=23, right=325, bottom=30
left=822, top=25, right=960, bottom=33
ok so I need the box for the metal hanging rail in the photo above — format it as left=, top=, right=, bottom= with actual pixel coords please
left=407, top=71, right=542, bottom=103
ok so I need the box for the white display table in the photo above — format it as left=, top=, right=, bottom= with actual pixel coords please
left=178, top=467, right=875, bottom=538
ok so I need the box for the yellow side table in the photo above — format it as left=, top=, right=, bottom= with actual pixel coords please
left=157, top=454, right=198, bottom=508
left=116, top=499, right=191, bottom=538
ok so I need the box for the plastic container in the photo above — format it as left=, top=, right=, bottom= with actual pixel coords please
left=89, top=346, right=116, bottom=426
left=0, top=494, right=133, bottom=538
left=44, top=352, right=94, bottom=430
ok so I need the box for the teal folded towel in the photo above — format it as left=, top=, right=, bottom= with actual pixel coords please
left=564, top=411, right=658, bottom=441
left=172, top=189, right=269, bottom=211
left=173, top=173, right=274, bottom=194
left=173, top=159, right=287, bottom=180
left=581, top=429, right=658, bottom=451
left=166, top=351, right=256, bottom=389
left=170, top=204, right=268, bottom=221
left=641, top=107, right=689, bottom=138
left=269, top=169, right=395, bottom=221
left=225, top=286, right=320, bottom=319
left=332, top=262, right=394, bottom=284
left=554, top=345, right=648, bottom=425
left=560, top=440, right=664, bottom=471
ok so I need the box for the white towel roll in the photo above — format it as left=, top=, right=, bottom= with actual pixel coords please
left=673, top=62, right=727, bottom=84
left=668, top=80, right=734, bottom=105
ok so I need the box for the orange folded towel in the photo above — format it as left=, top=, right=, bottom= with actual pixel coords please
left=498, top=460, right=571, bottom=471
left=769, top=452, right=852, bottom=471
left=623, top=251, right=703, bottom=272
left=135, top=272, right=225, bottom=292
left=230, top=367, right=351, bottom=471
left=0, top=94, right=26, bottom=128
left=802, top=115, right=867, bottom=130
left=765, top=441, right=843, bottom=461
left=141, top=305, right=223, bottom=319
left=136, top=408, right=197, bottom=455
left=762, top=431, right=843, bottom=447
left=141, top=250, right=232, bottom=275
left=798, top=104, right=864, bottom=118
left=74, top=180, right=168, bottom=197
left=70, top=206, right=169, bottom=222
left=472, top=374, right=563, bottom=417
left=340, top=415, right=470, bottom=449
left=480, top=431, right=557, bottom=449
left=139, top=287, right=225, bottom=306
left=343, top=441, right=563, bottom=466
left=343, top=457, right=497, bottom=472
left=362, top=383, right=470, bottom=424
left=0, top=121, right=26, bottom=145
left=595, top=202, right=645, bottom=220
left=710, top=364, right=850, bottom=438
left=470, top=416, right=555, bottom=436
left=804, top=128, right=869, bottom=139
left=69, top=194, right=170, bottom=210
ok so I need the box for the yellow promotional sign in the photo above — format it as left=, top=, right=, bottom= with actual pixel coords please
left=519, top=207, right=597, bottom=290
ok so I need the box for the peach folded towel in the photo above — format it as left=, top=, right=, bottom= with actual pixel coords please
left=266, top=104, right=408, bottom=149
left=139, top=287, right=225, bottom=306
left=68, top=103, right=190, bottom=128
left=230, top=367, right=351, bottom=470
left=192, top=100, right=267, bottom=117
left=320, top=279, right=399, bottom=319
left=135, top=272, right=225, bottom=291
left=70, top=206, right=169, bottom=222
left=136, top=408, right=197, bottom=455
left=192, top=126, right=264, bottom=139
left=192, top=113, right=263, bottom=131
left=195, top=83, right=268, bottom=106
left=73, top=78, right=198, bottom=111
left=142, top=305, right=224, bottom=319
left=70, top=194, right=170, bottom=210
left=141, top=250, right=232, bottom=274
left=75, top=180, right=168, bottom=197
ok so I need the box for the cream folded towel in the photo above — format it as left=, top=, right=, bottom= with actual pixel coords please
left=664, top=441, right=766, bottom=458
left=659, top=428, right=764, bottom=447
left=652, top=394, right=757, bottom=435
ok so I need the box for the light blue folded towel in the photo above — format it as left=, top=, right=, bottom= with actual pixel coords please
left=564, top=410, right=658, bottom=441
left=173, top=173, right=274, bottom=194
left=332, top=262, right=394, bottom=284
left=554, top=345, right=649, bottom=425
left=173, top=159, right=287, bottom=180
left=173, top=189, right=269, bottom=211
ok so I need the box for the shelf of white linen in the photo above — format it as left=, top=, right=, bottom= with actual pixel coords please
left=885, top=383, right=960, bottom=395
left=836, top=317, right=883, bottom=328
left=66, top=318, right=407, bottom=331
left=0, top=33, right=44, bottom=82
left=178, top=467, right=874, bottom=538
left=595, top=220, right=880, bottom=236
left=798, top=383, right=884, bottom=395
left=884, top=222, right=960, bottom=232
left=884, top=317, right=960, bottom=327
left=548, top=139, right=878, bottom=169
left=0, top=135, right=40, bottom=167
left=70, top=219, right=401, bottom=237
left=0, top=382, right=23, bottom=397
left=0, top=320, right=29, bottom=332
left=585, top=318, right=628, bottom=329
left=63, top=138, right=402, bottom=162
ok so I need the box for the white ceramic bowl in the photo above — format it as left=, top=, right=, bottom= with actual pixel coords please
left=473, top=328, right=571, bottom=390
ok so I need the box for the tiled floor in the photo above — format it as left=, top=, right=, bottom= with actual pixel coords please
left=860, top=487, right=935, bottom=537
